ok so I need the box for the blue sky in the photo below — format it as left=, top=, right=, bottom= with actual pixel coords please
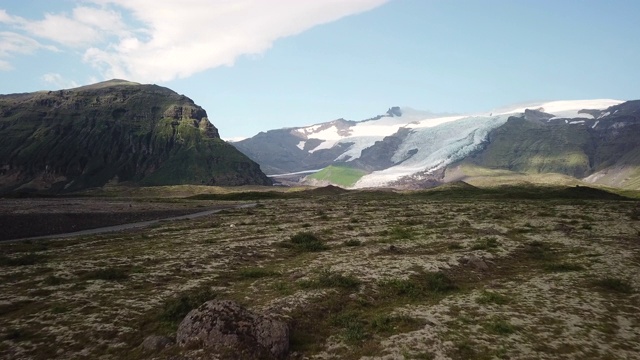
left=1, top=0, right=640, bottom=139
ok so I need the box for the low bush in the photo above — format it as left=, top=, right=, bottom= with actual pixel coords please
left=300, top=270, right=361, bottom=290
left=379, top=272, right=457, bottom=300
left=344, top=239, right=362, bottom=247
left=485, top=318, right=517, bottom=335
left=280, top=232, right=329, bottom=252
left=544, top=262, right=583, bottom=272
left=476, top=290, right=511, bottom=305
left=471, top=237, right=499, bottom=251
left=80, top=267, right=129, bottom=281
left=594, top=277, right=633, bottom=293
left=0, top=253, right=47, bottom=267
left=157, top=286, right=217, bottom=325
left=237, top=267, right=279, bottom=279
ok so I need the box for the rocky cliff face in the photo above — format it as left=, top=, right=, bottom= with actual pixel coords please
left=0, top=79, right=271, bottom=193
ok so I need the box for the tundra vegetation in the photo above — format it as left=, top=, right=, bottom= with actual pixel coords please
left=0, top=184, right=639, bottom=359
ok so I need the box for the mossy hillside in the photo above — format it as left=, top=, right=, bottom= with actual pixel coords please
left=471, top=117, right=592, bottom=178
left=0, top=80, right=271, bottom=192
left=307, top=165, right=367, bottom=187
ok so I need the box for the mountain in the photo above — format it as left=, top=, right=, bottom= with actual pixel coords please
left=0, top=80, right=272, bottom=193
left=233, top=100, right=640, bottom=189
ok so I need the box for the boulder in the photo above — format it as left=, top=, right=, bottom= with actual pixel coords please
left=177, top=300, right=289, bottom=359
left=141, top=335, right=173, bottom=352
left=462, top=255, right=489, bottom=271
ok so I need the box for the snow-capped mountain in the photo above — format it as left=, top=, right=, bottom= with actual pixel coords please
left=233, top=99, right=640, bottom=189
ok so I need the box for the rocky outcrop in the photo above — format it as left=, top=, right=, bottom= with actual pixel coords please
left=0, top=79, right=272, bottom=193
left=177, top=300, right=289, bottom=359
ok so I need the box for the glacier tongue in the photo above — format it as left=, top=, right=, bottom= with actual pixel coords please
left=353, top=115, right=510, bottom=188
left=277, top=99, right=624, bottom=188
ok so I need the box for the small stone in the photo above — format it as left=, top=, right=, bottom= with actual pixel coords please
left=464, top=255, right=489, bottom=271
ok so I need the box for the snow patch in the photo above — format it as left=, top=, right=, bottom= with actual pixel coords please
left=296, top=141, right=305, bottom=150
left=569, top=120, right=585, bottom=125
left=592, top=121, right=599, bottom=129
left=495, top=99, right=622, bottom=117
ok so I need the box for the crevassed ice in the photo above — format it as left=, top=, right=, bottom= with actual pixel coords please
left=353, top=116, right=510, bottom=188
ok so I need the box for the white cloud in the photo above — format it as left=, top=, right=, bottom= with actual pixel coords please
left=0, top=9, right=20, bottom=25
left=0, top=31, right=58, bottom=70
left=41, top=73, right=79, bottom=89
left=83, top=0, right=389, bottom=82
left=0, top=0, right=388, bottom=81
left=20, top=6, right=129, bottom=47
left=0, top=59, right=11, bottom=71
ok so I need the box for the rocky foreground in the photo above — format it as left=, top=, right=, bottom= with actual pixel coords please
left=0, top=193, right=638, bottom=359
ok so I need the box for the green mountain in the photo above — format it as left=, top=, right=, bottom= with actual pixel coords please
left=461, top=102, right=640, bottom=189
left=0, top=80, right=271, bottom=193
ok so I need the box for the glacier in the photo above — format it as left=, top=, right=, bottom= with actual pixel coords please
left=285, top=99, right=623, bottom=188
left=353, top=115, right=510, bottom=188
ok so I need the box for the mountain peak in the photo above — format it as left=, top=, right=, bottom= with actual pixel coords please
left=71, top=79, right=141, bottom=91
left=386, top=106, right=402, bottom=117
left=0, top=80, right=272, bottom=192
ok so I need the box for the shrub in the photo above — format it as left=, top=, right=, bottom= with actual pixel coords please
left=389, top=226, right=413, bottom=240
left=486, top=318, right=517, bottom=335
left=423, top=272, right=458, bottom=293
left=43, top=275, right=64, bottom=285
left=544, top=263, right=583, bottom=273
left=158, top=286, right=217, bottom=324
left=523, top=241, right=551, bottom=260
left=343, top=321, right=367, bottom=343
left=238, top=267, right=279, bottom=279
left=0, top=253, right=47, bottom=267
left=300, top=270, right=361, bottom=290
left=476, top=290, right=511, bottom=305
left=280, top=232, right=329, bottom=252
left=80, top=267, right=129, bottom=281
left=379, top=272, right=457, bottom=300
left=594, top=277, right=633, bottom=293
left=344, top=239, right=362, bottom=247
left=371, top=314, right=424, bottom=335
left=471, top=237, right=499, bottom=250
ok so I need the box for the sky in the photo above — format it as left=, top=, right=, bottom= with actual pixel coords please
left=1, top=0, right=640, bottom=140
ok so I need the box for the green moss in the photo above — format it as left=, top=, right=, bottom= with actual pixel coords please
left=308, top=165, right=367, bottom=188
left=471, top=118, right=592, bottom=178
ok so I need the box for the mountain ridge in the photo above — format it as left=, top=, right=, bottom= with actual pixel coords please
left=233, top=99, right=640, bottom=190
left=0, top=80, right=272, bottom=193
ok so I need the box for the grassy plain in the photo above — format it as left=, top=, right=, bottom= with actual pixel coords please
left=307, top=165, right=368, bottom=188
left=0, top=185, right=639, bottom=359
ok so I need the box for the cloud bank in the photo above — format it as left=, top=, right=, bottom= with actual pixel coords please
left=0, top=0, right=388, bottom=82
